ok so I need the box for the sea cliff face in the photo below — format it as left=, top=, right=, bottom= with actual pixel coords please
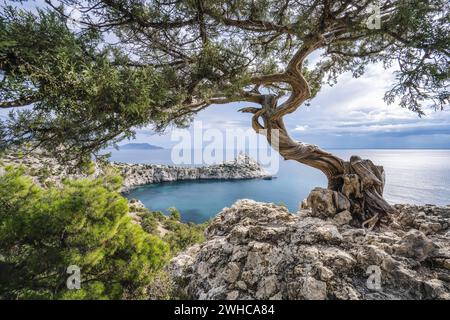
left=168, top=200, right=450, bottom=300
left=116, top=154, right=271, bottom=192
left=0, top=153, right=270, bottom=192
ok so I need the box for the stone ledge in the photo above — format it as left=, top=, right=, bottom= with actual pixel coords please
left=169, top=199, right=450, bottom=300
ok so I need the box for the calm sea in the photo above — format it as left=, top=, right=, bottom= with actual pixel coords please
left=108, top=149, right=450, bottom=223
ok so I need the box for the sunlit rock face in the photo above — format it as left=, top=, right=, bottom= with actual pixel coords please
left=169, top=200, right=450, bottom=300
left=117, top=154, right=271, bottom=192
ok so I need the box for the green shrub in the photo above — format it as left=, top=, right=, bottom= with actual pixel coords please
left=0, top=167, right=170, bottom=299
left=138, top=207, right=209, bottom=255
left=168, top=207, right=181, bottom=221
left=162, top=220, right=209, bottom=254
left=140, top=214, right=159, bottom=235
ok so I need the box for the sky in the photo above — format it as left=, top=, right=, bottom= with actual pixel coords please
left=2, top=1, right=450, bottom=150
left=133, top=62, right=450, bottom=149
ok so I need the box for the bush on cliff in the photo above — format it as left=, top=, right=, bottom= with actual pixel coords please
left=163, top=221, right=208, bottom=254
left=139, top=207, right=208, bottom=255
left=0, top=167, right=170, bottom=299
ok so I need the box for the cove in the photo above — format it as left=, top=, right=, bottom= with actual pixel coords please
left=121, top=149, right=450, bottom=224
left=121, top=150, right=327, bottom=223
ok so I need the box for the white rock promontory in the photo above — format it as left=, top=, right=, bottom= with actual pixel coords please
left=0, top=153, right=271, bottom=192
left=116, top=154, right=271, bottom=192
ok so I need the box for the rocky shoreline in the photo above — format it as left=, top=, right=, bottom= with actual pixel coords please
left=116, top=154, right=271, bottom=192
left=169, top=200, right=450, bottom=300
left=0, top=153, right=271, bottom=192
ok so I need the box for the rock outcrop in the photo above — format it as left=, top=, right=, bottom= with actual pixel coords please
left=116, top=154, right=271, bottom=192
left=0, top=153, right=270, bottom=192
left=169, top=200, right=450, bottom=300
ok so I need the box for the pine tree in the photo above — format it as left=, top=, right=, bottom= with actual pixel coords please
left=0, top=167, right=170, bottom=299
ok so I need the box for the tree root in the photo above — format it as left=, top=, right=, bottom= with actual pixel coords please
left=362, top=213, right=379, bottom=231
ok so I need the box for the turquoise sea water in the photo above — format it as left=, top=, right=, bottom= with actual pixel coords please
left=109, top=149, right=450, bottom=223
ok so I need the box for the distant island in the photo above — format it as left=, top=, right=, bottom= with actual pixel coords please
left=119, top=143, right=164, bottom=150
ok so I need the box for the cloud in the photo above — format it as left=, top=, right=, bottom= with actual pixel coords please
left=294, top=125, right=309, bottom=131
left=130, top=69, right=450, bottom=147
left=282, top=63, right=450, bottom=148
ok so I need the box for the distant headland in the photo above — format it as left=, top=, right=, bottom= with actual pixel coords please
left=119, top=143, right=164, bottom=150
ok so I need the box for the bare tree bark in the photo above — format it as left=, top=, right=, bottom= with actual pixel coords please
left=242, top=94, right=395, bottom=228
left=240, top=38, right=396, bottom=228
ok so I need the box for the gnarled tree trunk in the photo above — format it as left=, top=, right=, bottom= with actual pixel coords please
left=241, top=93, right=395, bottom=229
left=237, top=39, right=396, bottom=228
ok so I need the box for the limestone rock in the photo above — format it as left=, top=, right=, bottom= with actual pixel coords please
left=0, top=152, right=270, bottom=192
left=256, top=275, right=279, bottom=299
left=298, top=277, right=327, bottom=300
left=395, top=229, right=435, bottom=262
left=169, top=200, right=450, bottom=300
left=118, top=154, right=271, bottom=192
left=334, top=210, right=353, bottom=226
left=223, top=262, right=240, bottom=283
left=307, top=187, right=350, bottom=218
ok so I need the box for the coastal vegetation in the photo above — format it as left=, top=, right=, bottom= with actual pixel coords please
left=0, top=166, right=207, bottom=299
left=132, top=203, right=209, bottom=254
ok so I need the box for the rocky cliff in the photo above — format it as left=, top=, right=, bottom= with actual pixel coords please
left=116, top=154, right=271, bottom=192
left=0, top=153, right=270, bottom=192
left=169, top=200, right=450, bottom=300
